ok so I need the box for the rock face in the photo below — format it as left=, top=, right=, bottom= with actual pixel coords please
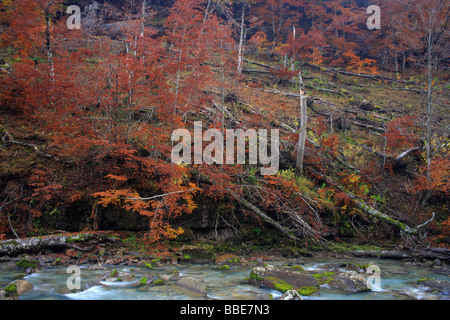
left=249, top=265, right=319, bottom=296
left=328, top=271, right=371, bottom=293
left=174, top=278, right=207, bottom=296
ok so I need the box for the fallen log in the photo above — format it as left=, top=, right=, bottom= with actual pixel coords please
left=308, top=168, right=434, bottom=237
left=193, top=170, right=305, bottom=242
left=1, top=126, right=73, bottom=165
left=243, top=59, right=275, bottom=69
left=349, top=248, right=450, bottom=261
left=0, top=232, right=119, bottom=257
left=227, top=189, right=300, bottom=242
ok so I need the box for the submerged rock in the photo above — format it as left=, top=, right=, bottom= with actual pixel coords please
left=174, top=278, right=207, bottom=296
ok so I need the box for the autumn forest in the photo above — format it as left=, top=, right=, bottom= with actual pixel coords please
left=0, top=0, right=449, bottom=269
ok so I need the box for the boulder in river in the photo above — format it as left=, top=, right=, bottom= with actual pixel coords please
left=174, top=278, right=207, bottom=296
left=416, top=278, right=450, bottom=296
left=249, top=265, right=319, bottom=296
left=1, top=279, right=33, bottom=299
left=328, top=271, right=371, bottom=293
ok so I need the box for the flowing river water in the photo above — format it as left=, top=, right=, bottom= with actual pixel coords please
left=1, top=256, right=448, bottom=300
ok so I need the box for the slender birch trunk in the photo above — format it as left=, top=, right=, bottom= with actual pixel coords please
left=237, top=1, right=245, bottom=74
left=295, top=71, right=307, bottom=178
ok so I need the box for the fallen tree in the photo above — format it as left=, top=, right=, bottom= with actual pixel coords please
left=308, top=168, right=435, bottom=240
left=0, top=232, right=119, bottom=256
left=349, top=247, right=449, bottom=261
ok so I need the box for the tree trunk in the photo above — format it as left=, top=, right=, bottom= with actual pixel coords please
left=423, top=30, right=434, bottom=204
left=0, top=232, right=119, bottom=256
left=237, top=1, right=246, bottom=74
left=295, top=72, right=307, bottom=178
left=45, top=2, right=54, bottom=81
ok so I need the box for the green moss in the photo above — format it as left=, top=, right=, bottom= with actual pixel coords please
left=290, top=265, right=305, bottom=271
left=228, top=256, right=241, bottom=263
left=355, top=263, right=369, bottom=271
left=417, top=277, right=434, bottom=283
left=151, top=258, right=161, bottom=266
left=143, top=261, right=154, bottom=269
left=218, top=265, right=230, bottom=270
left=249, top=271, right=264, bottom=281
left=65, top=233, right=91, bottom=243
left=116, top=278, right=122, bottom=282
left=312, top=272, right=335, bottom=285
left=110, top=269, right=118, bottom=277
left=296, top=285, right=319, bottom=296
left=15, top=259, right=38, bottom=269
left=139, top=278, right=147, bottom=286
left=266, top=277, right=293, bottom=293
left=183, top=254, right=192, bottom=260
left=4, top=283, right=18, bottom=298
left=153, top=279, right=165, bottom=286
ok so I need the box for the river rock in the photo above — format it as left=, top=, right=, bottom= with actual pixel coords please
left=249, top=265, right=319, bottom=295
left=1, top=279, right=33, bottom=299
left=280, top=290, right=303, bottom=300
left=328, top=271, right=371, bottom=293
left=416, top=278, right=450, bottom=296
left=174, top=278, right=207, bottom=296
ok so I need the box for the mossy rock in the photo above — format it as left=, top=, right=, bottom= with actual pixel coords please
left=218, top=265, right=231, bottom=270
left=266, top=277, right=293, bottom=293
left=297, top=286, right=320, bottom=296
left=312, top=272, right=336, bottom=285
left=4, top=283, right=18, bottom=298
left=139, top=278, right=148, bottom=286
left=290, top=265, right=305, bottom=271
left=152, top=279, right=165, bottom=286
left=3, top=280, right=33, bottom=299
left=249, top=270, right=264, bottom=281
left=15, top=259, right=39, bottom=269
left=248, top=265, right=319, bottom=295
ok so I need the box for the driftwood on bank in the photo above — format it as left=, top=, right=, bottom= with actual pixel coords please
left=0, top=232, right=119, bottom=257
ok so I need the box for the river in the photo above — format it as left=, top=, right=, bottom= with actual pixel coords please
left=1, top=256, right=448, bottom=300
